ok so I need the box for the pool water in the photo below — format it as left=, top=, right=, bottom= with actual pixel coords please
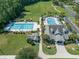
left=47, top=17, right=56, bottom=25
left=10, top=22, right=34, bottom=31
left=46, top=17, right=60, bottom=25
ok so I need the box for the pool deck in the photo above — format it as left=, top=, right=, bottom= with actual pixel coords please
left=5, top=22, right=39, bottom=32
left=44, top=17, right=61, bottom=25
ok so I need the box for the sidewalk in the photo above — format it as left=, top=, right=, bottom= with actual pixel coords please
left=0, top=55, right=16, bottom=59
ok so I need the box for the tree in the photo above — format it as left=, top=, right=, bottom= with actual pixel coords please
left=52, top=0, right=59, bottom=5
left=66, top=23, right=72, bottom=31
left=0, top=0, right=39, bottom=33
left=43, top=34, right=50, bottom=42
left=27, top=38, right=35, bottom=45
left=59, top=12, right=66, bottom=18
left=69, top=33, right=79, bottom=42
left=59, top=0, right=74, bottom=5
left=0, top=0, right=56, bottom=33
left=43, top=34, right=53, bottom=44
left=74, top=4, right=79, bottom=19
left=16, top=47, right=38, bottom=59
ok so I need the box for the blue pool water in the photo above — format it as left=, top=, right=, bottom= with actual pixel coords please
left=47, top=17, right=56, bottom=25
left=10, top=22, right=34, bottom=31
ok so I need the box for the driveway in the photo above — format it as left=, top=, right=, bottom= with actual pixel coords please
left=38, top=40, right=79, bottom=59
left=55, top=43, right=71, bottom=57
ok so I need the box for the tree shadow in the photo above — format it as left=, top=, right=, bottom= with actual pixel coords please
left=0, top=31, right=10, bottom=34
left=25, top=1, right=39, bottom=6
left=57, top=41, right=64, bottom=46
left=19, top=13, right=26, bottom=19
left=18, top=8, right=31, bottom=19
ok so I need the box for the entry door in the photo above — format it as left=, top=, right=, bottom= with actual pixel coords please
left=55, top=35, right=64, bottom=42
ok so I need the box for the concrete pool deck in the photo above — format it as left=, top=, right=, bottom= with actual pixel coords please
left=44, top=17, right=61, bottom=25
left=5, top=22, right=39, bottom=32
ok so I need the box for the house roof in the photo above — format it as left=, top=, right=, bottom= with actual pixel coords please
left=54, top=29, right=61, bottom=35
left=49, top=25, right=64, bottom=33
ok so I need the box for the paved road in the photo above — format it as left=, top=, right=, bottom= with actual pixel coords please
left=64, top=17, right=79, bottom=33
left=63, top=4, right=79, bottom=33
left=64, top=5, right=77, bottom=18
left=0, top=55, right=16, bottom=59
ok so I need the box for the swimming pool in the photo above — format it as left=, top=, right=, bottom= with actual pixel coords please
left=11, top=23, right=33, bottom=30
left=44, top=17, right=61, bottom=25
left=5, top=22, right=38, bottom=32
left=47, top=17, right=56, bottom=25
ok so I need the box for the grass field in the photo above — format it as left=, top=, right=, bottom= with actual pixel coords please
left=0, top=1, right=56, bottom=55
left=0, top=1, right=65, bottom=55
left=19, top=1, right=59, bottom=22
left=43, top=43, right=56, bottom=55
left=0, top=33, right=39, bottom=55
left=65, top=44, right=79, bottom=55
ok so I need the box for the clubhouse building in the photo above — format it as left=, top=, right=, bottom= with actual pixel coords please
left=44, top=17, right=68, bottom=42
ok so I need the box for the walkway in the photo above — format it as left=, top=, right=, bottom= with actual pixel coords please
left=38, top=17, right=47, bottom=59
left=0, top=55, right=16, bottom=59
left=51, top=5, right=61, bottom=13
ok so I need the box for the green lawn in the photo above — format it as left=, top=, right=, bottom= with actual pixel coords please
left=65, top=44, right=79, bottom=55
left=0, top=1, right=55, bottom=55
left=0, top=33, right=39, bottom=55
left=0, top=1, right=65, bottom=55
left=19, top=1, right=59, bottom=22
left=43, top=43, right=56, bottom=55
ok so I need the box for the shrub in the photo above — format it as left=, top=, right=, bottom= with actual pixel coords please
left=16, top=47, right=38, bottom=59
left=64, top=40, right=75, bottom=45
left=27, top=39, right=35, bottom=45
